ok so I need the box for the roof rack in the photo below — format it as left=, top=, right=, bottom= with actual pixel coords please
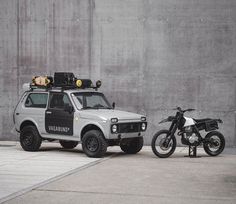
left=23, top=72, right=102, bottom=92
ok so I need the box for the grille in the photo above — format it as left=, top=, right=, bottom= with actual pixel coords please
left=119, top=123, right=140, bottom=133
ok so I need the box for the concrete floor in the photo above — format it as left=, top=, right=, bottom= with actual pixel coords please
left=1, top=142, right=236, bottom=204
left=0, top=142, right=103, bottom=203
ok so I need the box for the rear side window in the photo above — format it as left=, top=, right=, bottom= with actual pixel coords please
left=25, top=93, right=48, bottom=108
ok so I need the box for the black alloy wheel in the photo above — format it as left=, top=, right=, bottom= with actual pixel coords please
left=82, top=130, right=107, bottom=158
left=20, top=126, right=42, bottom=151
left=120, top=137, right=143, bottom=154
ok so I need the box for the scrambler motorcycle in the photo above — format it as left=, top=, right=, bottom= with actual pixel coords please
left=151, top=107, right=225, bottom=158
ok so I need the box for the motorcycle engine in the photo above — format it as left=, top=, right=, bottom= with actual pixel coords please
left=183, top=126, right=198, bottom=145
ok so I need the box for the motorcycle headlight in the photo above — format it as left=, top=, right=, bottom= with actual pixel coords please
left=141, top=123, right=146, bottom=131
left=111, top=124, right=118, bottom=133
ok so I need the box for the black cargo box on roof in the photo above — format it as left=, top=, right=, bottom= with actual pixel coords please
left=54, top=72, right=76, bottom=87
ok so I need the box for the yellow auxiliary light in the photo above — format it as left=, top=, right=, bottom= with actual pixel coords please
left=76, top=79, right=83, bottom=88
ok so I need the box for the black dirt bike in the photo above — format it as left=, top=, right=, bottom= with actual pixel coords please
left=151, top=107, right=225, bottom=158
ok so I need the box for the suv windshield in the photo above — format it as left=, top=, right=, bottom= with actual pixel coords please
left=72, top=92, right=112, bottom=110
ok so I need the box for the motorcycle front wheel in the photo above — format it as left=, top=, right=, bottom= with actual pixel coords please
left=151, top=130, right=176, bottom=158
left=203, top=131, right=225, bottom=156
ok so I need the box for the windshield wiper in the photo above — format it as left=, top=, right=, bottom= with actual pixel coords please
left=82, top=106, right=96, bottom=109
left=93, top=104, right=112, bottom=109
left=82, top=106, right=112, bottom=110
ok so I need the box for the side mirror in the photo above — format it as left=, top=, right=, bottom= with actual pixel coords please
left=112, top=102, right=115, bottom=109
left=64, top=104, right=74, bottom=113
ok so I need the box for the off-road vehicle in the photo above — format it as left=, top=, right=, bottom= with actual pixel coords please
left=13, top=72, right=147, bottom=157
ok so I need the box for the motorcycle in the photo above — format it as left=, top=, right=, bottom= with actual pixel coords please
left=151, top=107, right=225, bottom=158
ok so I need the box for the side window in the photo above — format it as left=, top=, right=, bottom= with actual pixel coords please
left=25, top=93, right=48, bottom=108
left=49, top=93, right=72, bottom=109
left=63, top=94, right=72, bottom=107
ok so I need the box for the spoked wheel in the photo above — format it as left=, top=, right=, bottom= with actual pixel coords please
left=151, top=130, right=176, bottom=158
left=203, top=131, right=225, bottom=156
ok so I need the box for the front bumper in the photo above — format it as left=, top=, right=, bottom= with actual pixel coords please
left=108, top=131, right=146, bottom=139
left=108, top=121, right=147, bottom=139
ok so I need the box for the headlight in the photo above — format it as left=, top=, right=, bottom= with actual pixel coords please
left=141, top=117, right=146, bottom=121
left=111, top=118, right=118, bottom=123
left=111, top=124, right=118, bottom=133
left=141, top=123, right=146, bottom=131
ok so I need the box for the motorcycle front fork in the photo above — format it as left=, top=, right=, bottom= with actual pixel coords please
left=164, top=136, right=173, bottom=147
left=164, top=124, right=178, bottom=146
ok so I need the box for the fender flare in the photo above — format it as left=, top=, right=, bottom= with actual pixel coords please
left=20, top=118, right=39, bottom=132
left=80, top=122, right=107, bottom=140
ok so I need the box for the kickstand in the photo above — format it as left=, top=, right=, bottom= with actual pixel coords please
left=186, top=145, right=201, bottom=158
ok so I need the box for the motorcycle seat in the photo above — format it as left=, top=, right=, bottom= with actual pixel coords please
left=193, top=118, right=212, bottom=123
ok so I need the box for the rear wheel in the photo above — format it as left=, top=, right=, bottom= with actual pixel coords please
left=203, top=131, right=225, bottom=156
left=151, top=130, right=176, bottom=158
left=120, top=137, right=143, bottom=154
left=59, top=140, right=78, bottom=149
left=20, top=126, right=42, bottom=151
left=82, top=130, right=107, bottom=158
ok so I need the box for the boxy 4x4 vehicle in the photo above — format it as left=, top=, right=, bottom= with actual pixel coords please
left=13, top=72, right=147, bottom=157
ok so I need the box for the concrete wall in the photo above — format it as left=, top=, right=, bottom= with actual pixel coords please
left=0, top=0, right=236, bottom=146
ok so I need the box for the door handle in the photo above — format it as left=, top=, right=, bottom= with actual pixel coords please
left=46, top=111, right=52, bottom=114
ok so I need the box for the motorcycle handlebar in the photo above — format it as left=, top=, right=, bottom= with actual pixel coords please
left=172, top=107, right=182, bottom=111
left=184, top=108, right=195, bottom=112
left=173, top=107, right=195, bottom=113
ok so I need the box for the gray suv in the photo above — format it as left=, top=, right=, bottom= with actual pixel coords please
left=13, top=73, right=147, bottom=157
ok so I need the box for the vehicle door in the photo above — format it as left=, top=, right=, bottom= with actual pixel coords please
left=45, top=92, right=74, bottom=136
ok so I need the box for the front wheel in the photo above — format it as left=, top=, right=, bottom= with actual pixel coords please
left=203, top=131, right=225, bottom=156
left=120, top=137, right=143, bottom=154
left=82, top=130, right=107, bottom=158
left=151, top=130, right=176, bottom=158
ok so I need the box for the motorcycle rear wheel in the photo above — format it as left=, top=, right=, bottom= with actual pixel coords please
left=203, top=131, right=225, bottom=156
left=151, top=130, right=176, bottom=158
